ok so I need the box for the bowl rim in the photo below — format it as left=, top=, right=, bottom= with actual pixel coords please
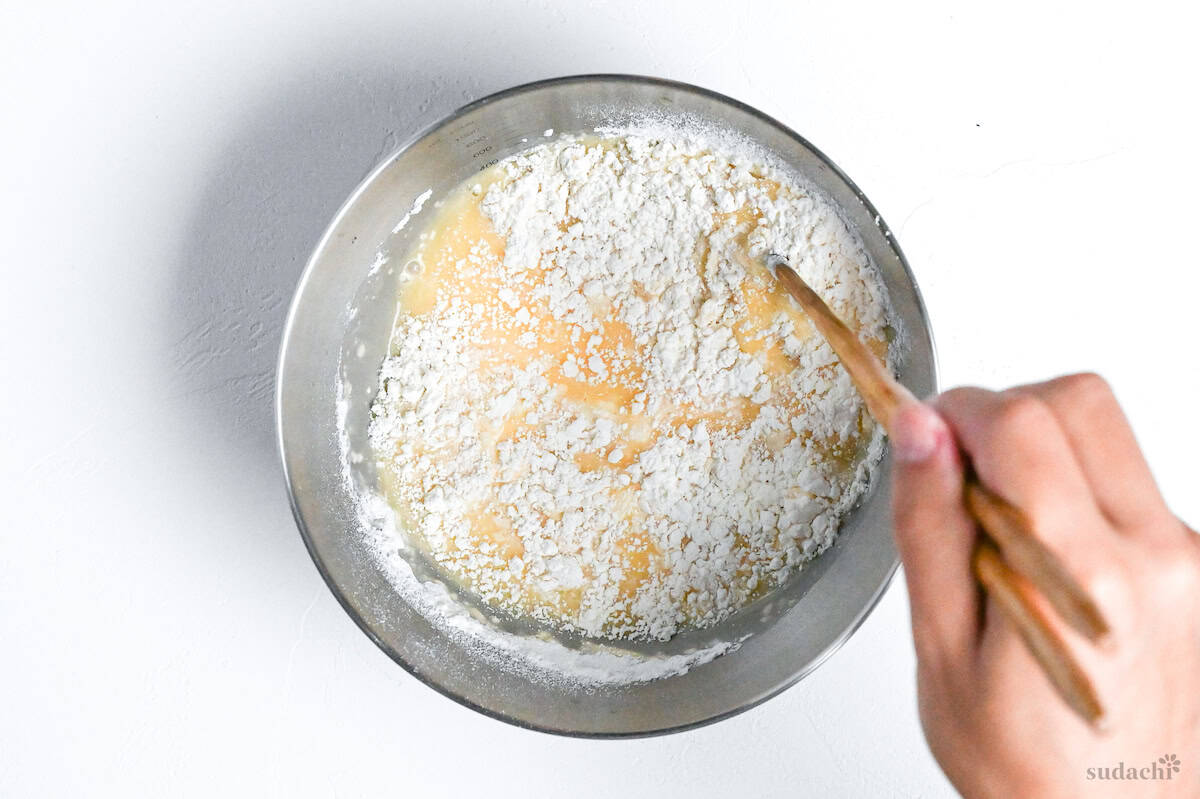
left=275, top=73, right=940, bottom=738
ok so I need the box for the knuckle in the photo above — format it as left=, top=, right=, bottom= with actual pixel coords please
left=1056, top=372, right=1114, bottom=407
left=938, top=386, right=975, bottom=405
left=994, top=392, right=1055, bottom=436
left=1084, top=563, right=1126, bottom=606
left=1151, top=547, right=1200, bottom=606
left=1075, top=556, right=1132, bottom=610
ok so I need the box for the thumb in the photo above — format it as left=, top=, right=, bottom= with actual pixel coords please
left=891, top=400, right=979, bottom=659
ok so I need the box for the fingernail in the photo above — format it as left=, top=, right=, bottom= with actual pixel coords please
left=892, top=403, right=943, bottom=463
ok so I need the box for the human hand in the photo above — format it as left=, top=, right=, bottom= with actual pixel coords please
left=890, top=374, right=1200, bottom=798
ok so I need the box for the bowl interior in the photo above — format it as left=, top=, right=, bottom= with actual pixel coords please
left=277, top=75, right=937, bottom=736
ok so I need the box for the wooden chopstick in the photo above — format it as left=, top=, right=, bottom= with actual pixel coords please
left=972, top=540, right=1106, bottom=725
left=771, top=260, right=1110, bottom=641
left=965, top=482, right=1109, bottom=643
left=765, top=255, right=1110, bottom=727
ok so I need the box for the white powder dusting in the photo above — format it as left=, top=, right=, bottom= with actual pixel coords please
left=390, top=187, right=433, bottom=234
left=340, top=472, right=746, bottom=686
left=353, top=129, right=897, bottom=682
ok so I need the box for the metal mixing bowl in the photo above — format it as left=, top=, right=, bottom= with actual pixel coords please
left=276, top=75, right=937, bottom=737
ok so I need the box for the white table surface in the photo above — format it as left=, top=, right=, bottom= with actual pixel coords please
left=3, top=1, right=1197, bottom=795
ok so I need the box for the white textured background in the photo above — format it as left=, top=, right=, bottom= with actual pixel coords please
left=3, top=1, right=1197, bottom=796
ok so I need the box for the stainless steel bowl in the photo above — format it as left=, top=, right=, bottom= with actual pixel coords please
left=277, top=75, right=937, bottom=737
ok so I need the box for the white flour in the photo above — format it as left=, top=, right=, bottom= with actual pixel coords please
left=367, top=133, right=896, bottom=644
left=344, top=482, right=746, bottom=686
left=357, top=129, right=897, bottom=681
